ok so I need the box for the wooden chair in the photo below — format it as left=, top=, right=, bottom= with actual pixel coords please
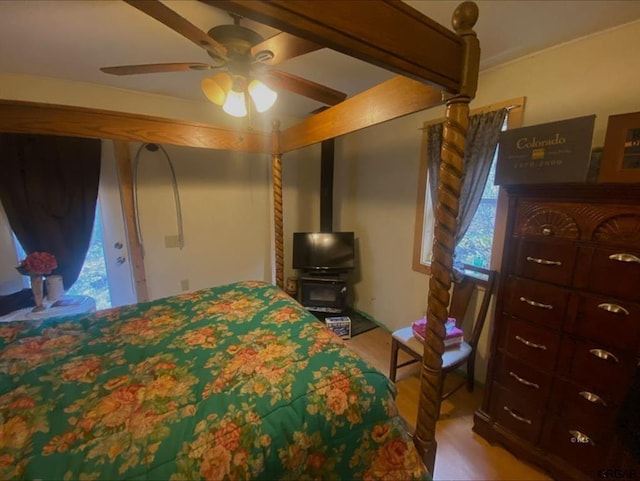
left=389, top=268, right=497, bottom=400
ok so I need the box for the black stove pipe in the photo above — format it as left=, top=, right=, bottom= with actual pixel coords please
left=320, top=138, right=334, bottom=232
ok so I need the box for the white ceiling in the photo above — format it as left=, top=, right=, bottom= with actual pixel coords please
left=1, top=0, right=640, bottom=120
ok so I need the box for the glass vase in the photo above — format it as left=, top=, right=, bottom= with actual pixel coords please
left=30, top=275, right=45, bottom=312
left=45, top=274, right=64, bottom=302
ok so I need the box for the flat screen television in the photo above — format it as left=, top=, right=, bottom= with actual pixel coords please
left=292, top=232, right=355, bottom=273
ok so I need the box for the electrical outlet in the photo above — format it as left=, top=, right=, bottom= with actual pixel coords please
left=180, top=279, right=189, bottom=291
left=165, top=235, right=179, bottom=248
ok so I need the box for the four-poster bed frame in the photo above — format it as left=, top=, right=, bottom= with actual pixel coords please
left=0, top=0, right=481, bottom=472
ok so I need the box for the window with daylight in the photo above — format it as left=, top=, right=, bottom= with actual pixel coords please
left=413, top=98, right=525, bottom=280
left=13, top=203, right=112, bottom=310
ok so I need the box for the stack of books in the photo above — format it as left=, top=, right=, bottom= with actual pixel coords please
left=325, top=316, right=351, bottom=339
left=411, top=316, right=463, bottom=349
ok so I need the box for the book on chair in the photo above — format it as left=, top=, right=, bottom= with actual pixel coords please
left=411, top=316, right=463, bottom=349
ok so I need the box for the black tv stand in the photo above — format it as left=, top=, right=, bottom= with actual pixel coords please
left=303, top=270, right=348, bottom=277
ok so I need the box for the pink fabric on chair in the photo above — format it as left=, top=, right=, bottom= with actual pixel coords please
left=411, top=316, right=463, bottom=348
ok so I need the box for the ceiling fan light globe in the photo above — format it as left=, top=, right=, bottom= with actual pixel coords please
left=248, top=80, right=277, bottom=113
left=223, top=89, right=248, bottom=117
left=201, top=73, right=232, bottom=106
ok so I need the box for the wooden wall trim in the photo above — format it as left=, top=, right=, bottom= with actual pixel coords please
left=0, top=100, right=268, bottom=153
left=412, top=127, right=432, bottom=275
left=113, top=141, right=149, bottom=303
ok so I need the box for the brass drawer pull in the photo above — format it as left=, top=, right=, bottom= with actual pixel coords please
left=515, top=335, right=547, bottom=351
left=519, top=296, right=553, bottom=310
left=509, top=371, right=540, bottom=389
left=569, top=429, right=595, bottom=446
left=609, top=253, right=640, bottom=264
left=598, top=303, right=630, bottom=316
left=589, top=348, right=619, bottom=363
left=579, top=391, right=607, bottom=407
left=503, top=406, right=532, bottom=424
left=526, top=256, right=562, bottom=266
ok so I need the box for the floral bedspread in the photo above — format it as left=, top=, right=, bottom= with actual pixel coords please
left=0, top=281, right=429, bottom=480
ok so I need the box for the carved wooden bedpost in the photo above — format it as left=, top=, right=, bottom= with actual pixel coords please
left=413, top=1, right=480, bottom=473
left=271, top=119, right=284, bottom=288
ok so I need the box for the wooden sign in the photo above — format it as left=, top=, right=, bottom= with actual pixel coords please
left=495, top=115, right=595, bottom=185
left=598, top=111, right=640, bottom=183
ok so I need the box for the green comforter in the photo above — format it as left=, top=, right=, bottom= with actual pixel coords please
left=0, top=281, right=428, bottom=480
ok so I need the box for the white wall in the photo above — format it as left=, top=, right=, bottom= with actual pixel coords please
left=335, top=20, right=640, bottom=382
left=120, top=140, right=319, bottom=301
left=0, top=204, right=24, bottom=294
left=282, top=144, right=321, bottom=285
left=131, top=143, right=273, bottom=300
left=334, top=122, right=430, bottom=317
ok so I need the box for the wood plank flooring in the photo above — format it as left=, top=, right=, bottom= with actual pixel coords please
left=346, top=328, right=551, bottom=481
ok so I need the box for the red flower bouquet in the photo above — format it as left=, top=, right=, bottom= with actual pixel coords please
left=16, top=252, right=58, bottom=276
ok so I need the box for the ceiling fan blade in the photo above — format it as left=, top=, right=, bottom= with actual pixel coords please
left=101, top=63, right=214, bottom=76
left=124, top=0, right=227, bottom=60
left=252, top=33, right=321, bottom=65
left=264, top=70, right=346, bottom=106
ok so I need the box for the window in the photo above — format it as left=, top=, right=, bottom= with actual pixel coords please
left=413, top=98, right=525, bottom=279
left=13, top=203, right=112, bottom=310
left=451, top=135, right=501, bottom=269
left=66, top=204, right=112, bottom=310
left=4, top=140, right=137, bottom=309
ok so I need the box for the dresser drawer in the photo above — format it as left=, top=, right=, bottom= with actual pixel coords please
left=490, top=383, right=544, bottom=443
left=541, top=417, right=610, bottom=478
left=513, top=238, right=577, bottom=286
left=549, top=378, right=618, bottom=440
left=569, top=294, right=640, bottom=352
left=502, top=317, right=561, bottom=372
left=494, top=353, right=552, bottom=408
left=504, top=276, right=569, bottom=330
left=560, top=338, right=636, bottom=404
left=581, top=246, right=640, bottom=301
left=514, top=201, right=580, bottom=240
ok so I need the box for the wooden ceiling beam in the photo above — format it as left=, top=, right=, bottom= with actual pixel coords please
left=0, top=100, right=268, bottom=153
left=205, top=0, right=464, bottom=93
left=279, top=76, right=444, bottom=153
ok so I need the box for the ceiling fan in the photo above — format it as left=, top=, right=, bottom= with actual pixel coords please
left=100, top=0, right=347, bottom=117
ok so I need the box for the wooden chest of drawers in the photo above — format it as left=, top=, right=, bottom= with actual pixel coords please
left=473, top=184, right=640, bottom=480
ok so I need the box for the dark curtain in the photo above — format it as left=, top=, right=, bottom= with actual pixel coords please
left=427, top=108, right=508, bottom=245
left=0, top=133, right=101, bottom=290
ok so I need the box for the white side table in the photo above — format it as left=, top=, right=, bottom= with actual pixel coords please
left=0, top=295, right=97, bottom=323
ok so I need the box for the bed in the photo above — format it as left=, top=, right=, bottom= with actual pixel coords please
left=0, top=0, right=481, bottom=476
left=0, top=281, right=427, bottom=479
